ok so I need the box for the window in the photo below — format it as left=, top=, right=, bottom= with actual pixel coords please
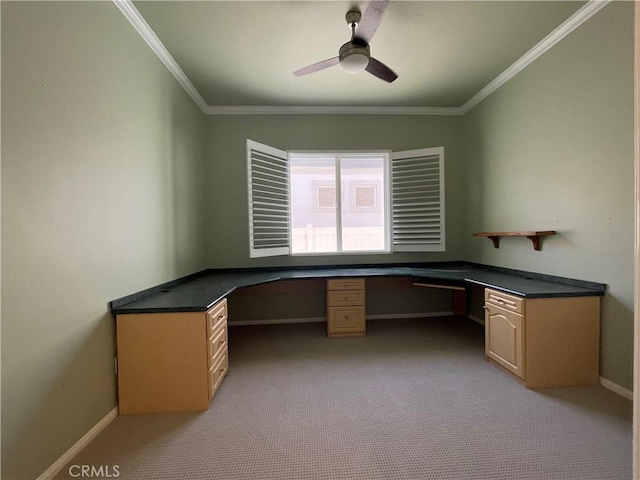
left=289, top=153, right=390, bottom=254
left=316, top=185, right=336, bottom=209
left=353, top=185, right=377, bottom=209
left=247, top=140, right=444, bottom=258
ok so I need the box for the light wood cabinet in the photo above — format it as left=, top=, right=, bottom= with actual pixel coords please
left=116, top=298, right=228, bottom=414
left=485, top=291, right=524, bottom=378
left=327, top=278, right=365, bottom=337
left=484, top=288, right=600, bottom=388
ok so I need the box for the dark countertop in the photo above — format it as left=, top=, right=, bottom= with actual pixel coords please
left=109, top=262, right=606, bottom=315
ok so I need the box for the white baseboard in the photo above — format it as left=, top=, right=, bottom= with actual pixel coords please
left=230, top=317, right=325, bottom=326
left=36, top=406, right=119, bottom=480
left=366, top=311, right=453, bottom=320
left=599, top=377, right=633, bottom=400
left=468, top=314, right=485, bottom=326
left=229, top=312, right=455, bottom=326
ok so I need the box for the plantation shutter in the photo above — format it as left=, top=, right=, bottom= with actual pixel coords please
left=247, top=140, right=290, bottom=258
left=391, top=147, right=445, bottom=252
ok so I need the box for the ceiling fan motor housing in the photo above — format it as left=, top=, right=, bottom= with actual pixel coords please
left=339, top=41, right=370, bottom=73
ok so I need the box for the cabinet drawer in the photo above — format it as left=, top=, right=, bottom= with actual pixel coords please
left=206, top=299, right=227, bottom=336
left=208, top=347, right=228, bottom=400
left=485, top=288, right=524, bottom=314
left=328, top=290, right=365, bottom=307
left=328, top=306, right=365, bottom=335
left=207, top=323, right=228, bottom=368
left=327, top=278, right=365, bottom=291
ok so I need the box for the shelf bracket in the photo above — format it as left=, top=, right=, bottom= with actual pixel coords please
left=526, top=235, right=542, bottom=251
left=487, top=236, right=501, bottom=249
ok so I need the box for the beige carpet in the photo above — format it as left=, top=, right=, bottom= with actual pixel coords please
left=54, top=317, right=632, bottom=480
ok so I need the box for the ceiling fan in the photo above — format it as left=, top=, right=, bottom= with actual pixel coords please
left=293, top=0, right=398, bottom=83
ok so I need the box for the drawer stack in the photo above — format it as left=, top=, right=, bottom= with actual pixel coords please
left=116, top=298, right=229, bottom=414
left=206, top=299, right=228, bottom=401
left=327, top=278, right=366, bottom=337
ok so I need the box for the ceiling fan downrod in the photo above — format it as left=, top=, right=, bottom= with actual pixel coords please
left=340, top=9, right=369, bottom=73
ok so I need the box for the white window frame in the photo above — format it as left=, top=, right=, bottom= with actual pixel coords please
left=246, top=140, right=445, bottom=258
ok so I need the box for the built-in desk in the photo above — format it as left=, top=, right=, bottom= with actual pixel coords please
left=110, top=262, right=605, bottom=314
left=110, top=262, right=606, bottom=413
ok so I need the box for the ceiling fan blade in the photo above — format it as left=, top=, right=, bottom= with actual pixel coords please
left=293, top=57, right=340, bottom=77
left=354, top=0, right=389, bottom=45
left=365, top=57, right=398, bottom=83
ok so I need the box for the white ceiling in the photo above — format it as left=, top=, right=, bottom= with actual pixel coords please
left=123, top=1, right=596, bottom=113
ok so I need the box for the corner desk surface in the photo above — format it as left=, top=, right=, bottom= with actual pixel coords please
left=110, top=263, right=605, bottom=315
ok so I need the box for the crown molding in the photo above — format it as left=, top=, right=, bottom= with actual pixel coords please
left=205, top=105, right=464, bottom=115
left=112, top=0, right=209, bottom=113
left=114, top=0, right=610, bottom=116
left=460, top=0, right=611, bottom=114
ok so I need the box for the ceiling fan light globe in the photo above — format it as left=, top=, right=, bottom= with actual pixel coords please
left=341, top=53, right=369, bottom=73
left=338, top=42, right=371, bottom=74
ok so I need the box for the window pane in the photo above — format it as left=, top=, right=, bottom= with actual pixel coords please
left=340, top=157, right=386, bottom=252
left=290, top=156, right=337, bottom=253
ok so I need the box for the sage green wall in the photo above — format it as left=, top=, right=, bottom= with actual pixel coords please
left=205, top=115, right=465, bottom=268
left=463, top=2, right=634, bottom=389
left=205, top=115, right=465, bottom=321
left=2, top=3, right=206, bottom=479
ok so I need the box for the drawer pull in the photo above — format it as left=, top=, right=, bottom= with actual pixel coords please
left=490, top=298, right=516, bottom=307
left=489, top=296, right=516, bottom=306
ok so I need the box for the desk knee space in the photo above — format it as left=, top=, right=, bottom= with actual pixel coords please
left=413, top=281, right=468, bottom=317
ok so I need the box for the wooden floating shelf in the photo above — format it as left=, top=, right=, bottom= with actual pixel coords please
left=472, top=231, right=556, bottom=251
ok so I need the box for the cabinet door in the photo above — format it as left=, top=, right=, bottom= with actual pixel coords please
left=485, top=303, right=524, bottom=378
